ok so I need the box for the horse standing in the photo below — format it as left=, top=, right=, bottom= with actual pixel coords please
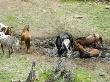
left=55, top=32, right=73, bottom=57
left=74, top=42, right=101, bottom=58
left=0, top=32, right=19, bottom=57
left=21, top=25, right=31, bottom=53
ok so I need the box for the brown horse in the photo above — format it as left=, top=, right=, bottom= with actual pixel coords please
left=74, top=33, right=103, bottom=49
left=21, top=25, right=31, bottom=53
left=74, top=42, right=101, bottom=58
left=1, top=27, right=12, bottom=35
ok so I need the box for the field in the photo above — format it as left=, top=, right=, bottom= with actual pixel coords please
left=0, top=0, right=110, bottom=82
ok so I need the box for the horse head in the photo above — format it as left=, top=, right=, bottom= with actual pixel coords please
left=1, top=26, right=13, bottom=35
left=23, top=25, right=30, bottom=32
left=73, top=41, right=85, bottom=52
left=5, top=27, right=13, bottom=35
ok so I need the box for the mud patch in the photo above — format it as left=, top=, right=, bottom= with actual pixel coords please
left=31, top=36, right=110, bottom=59
left=31, top=37, right=58, bottom=57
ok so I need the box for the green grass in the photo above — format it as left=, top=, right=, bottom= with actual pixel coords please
left=74, top=68, right=93, bottom=82
left=0, top=0, right=110, bottom=82
left=0, top=53, right=110, bottom=82
left=0, top=0, right=110, bottom=39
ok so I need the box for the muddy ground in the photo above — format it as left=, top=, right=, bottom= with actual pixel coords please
left=10, top=29, right=110, bottom=81
left=30, top=35, right=110, bottom=57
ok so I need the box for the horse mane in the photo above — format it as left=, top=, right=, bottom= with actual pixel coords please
left=76, top=37, right=86, bottom=40
left=5, top=27, right=12, bottom=35
left=23, top=25, right=30, bottom=32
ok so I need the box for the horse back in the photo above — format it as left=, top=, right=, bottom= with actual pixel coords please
left=21, top=30, right=31, bottom=41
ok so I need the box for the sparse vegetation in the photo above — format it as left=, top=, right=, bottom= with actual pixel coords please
left=0, top=0, right=110, bottom=82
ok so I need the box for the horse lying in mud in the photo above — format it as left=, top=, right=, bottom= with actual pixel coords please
left=55, top=32, right=73, bottom=57
left=21, top=25, right=31, bottom=54
left=0, top=32, right=19, bottom=57
left=75, top=33, right=103, bottom=49
left=74, top=42, right=101, bottom=58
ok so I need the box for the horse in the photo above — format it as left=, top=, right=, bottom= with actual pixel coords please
left=1, top=27, right=13, bottom=35
left=74, top=42, right=101, bottom=58
left=74, top=33, right=103, bottom=49
left=0, top=32, right=19, bottom=57
left=0, top=23, right=13, bottom=35
left=21, top=25, right=31, bottom=53
left=55, top=32, right=73, bottom=57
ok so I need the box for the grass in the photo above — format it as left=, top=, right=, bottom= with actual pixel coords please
left=0, top=53, right=110, bottom=82
left=74, top=68, right=93, bottom=82
left=0, top=0, right=110, bottom=82
left=0, top=0, right=110, bottom=39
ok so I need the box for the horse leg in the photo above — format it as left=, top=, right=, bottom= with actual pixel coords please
left=57, top=47, right=62, bottom=57
left=8, top=48, right=11, bottom=58
left=10, top=46, right=13, bottom=54
left=93, top=40, right=97, bottom=48
left=20, top=40, right=23, bottom=49
left=27, top=46, right=30, bottom=54
left=25, top=39, right=30, bottom=54
left=99, top=37, right=104, bottom=48
left=1, top=44, right=4, bottom=55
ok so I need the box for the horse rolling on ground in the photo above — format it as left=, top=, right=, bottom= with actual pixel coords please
left=0, top=32, right=19, bottom=57
left=75, top=33, right=103, bottom=49
left=74, top=42, right=101, bottom=58
left=21, top=25, right=31, bottom=53
left=55, top=32, right=73, bottom=57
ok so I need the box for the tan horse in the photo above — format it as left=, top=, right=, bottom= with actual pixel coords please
left=21, top=25, right=31, bottom=53
left=75, top=33, right=103, bottom=49
left=74, top=42, right=101, bottom=58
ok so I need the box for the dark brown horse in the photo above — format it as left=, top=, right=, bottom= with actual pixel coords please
left=74, top=42, right=101, bottom=58
left=74, top=33, right=103, bottom=49
left=1, top=27, right=12, bottom=35
left=21, top=25, right=31, bottom=53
